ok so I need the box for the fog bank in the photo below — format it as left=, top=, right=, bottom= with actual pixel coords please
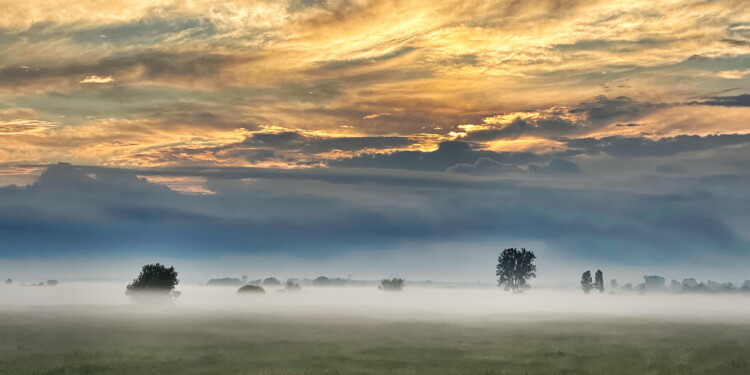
left=1, top=283, right=748, bottom=323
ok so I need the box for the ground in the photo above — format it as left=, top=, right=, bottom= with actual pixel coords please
left=0, top=307, right=748, bottom=375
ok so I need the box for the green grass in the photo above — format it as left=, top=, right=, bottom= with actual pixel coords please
left=0, top=308, right=749, bottom=374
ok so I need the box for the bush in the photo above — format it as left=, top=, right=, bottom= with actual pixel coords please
left=379, top=278, right=405, bottom=291
left=45, top=280, right=59, bottom=286
left=237, top=285, right=265, bottom=294
left=126, top=263, right=179, bottom=301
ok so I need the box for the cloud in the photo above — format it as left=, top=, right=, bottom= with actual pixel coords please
left=0, top=52, right=233, bottom=88
left=690, top=94, right=750, bottom=107
left=0, top=163, right=746, bottom=265
left=447, top=157, right=522, bottom=175
left=79, top=75, right=114, bottom=84
left=0, top=119, right=58, bottom=135
left=566, top=134, right=750, bottom=157
left=656, top=164, right=689, bottom=174
left=330, top=140, right=581, bottom=171
left=528, top=158, right=581, bottom=174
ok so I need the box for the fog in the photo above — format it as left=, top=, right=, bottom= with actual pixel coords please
left=1, top=282, right=748, bottom=323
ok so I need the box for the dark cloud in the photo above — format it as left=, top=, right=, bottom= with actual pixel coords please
left=461, top=96, right=665, bottom=142
left=207, top=131, right=416, bottom=163
left=566, top=134, right=750, bottom=157
left=0, top=163, right=746, bottom=263
left=330, top=140, right=581, bottom=171
left=0, top=52, right=232, bottom=86
left=446, top=158, right=522, bottom=175
left=689, top=94, right=750, bottom=107
left=569, top=95, right=665, bottom=125
left=528, top=158, right=581, bottom=174
left=463, top=116, right=581, bottom=141
left=656, top=164, right=689, bottom=174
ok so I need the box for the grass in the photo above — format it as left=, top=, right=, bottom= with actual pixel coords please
left=0, top=307, right=749, bottom=374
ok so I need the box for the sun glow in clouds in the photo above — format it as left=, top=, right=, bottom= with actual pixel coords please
left=79, top=75, right=114, bottom=84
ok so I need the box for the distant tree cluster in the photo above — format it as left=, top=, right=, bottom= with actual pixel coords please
left=600, top=275, right=750, bottom=294
left=379, top=278, right=405, bottom=291
left=284, top=279, right=302, bottom=292
left=581, top=270, right=605, bottom=294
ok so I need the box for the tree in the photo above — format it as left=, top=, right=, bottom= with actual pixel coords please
left=312, top=276, right=330, bottom=286
left=496, top=248, right=537, bottom=293
left=262, top=277, right=281, bottom=286
left=126, top=263, right=179, bottom=298
left=238, top=284, right=265, bottom=294
left=581, top=271, right=593, bottom=294
left=643, top=275, right=666, bottom=291
left=284, top=279, right=302, bottom=292
left=610, top=279, right=618, bottom=289
left=594, top=270, right=604, bottom=293
left=379, top=278, right=405, bottom=291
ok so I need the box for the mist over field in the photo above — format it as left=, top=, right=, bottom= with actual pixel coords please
left=2, top=0, right=750, bottom=373
left=1, top=282, right=748, bottom=322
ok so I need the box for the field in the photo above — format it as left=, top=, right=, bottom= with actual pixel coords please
left=1, top=305, right=749, bottom=375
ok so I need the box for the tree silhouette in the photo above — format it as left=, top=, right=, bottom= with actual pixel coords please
left=126, top=263, right=179, bottom=298
left=284, top=279, right=302, bottom=292
left=594, top=270, right=604, bottom=293
left=581, top=271, right=593, bottom=294
left=496, top=248, right=537, bottom=293
left=379, top=278, right=405, bottom=291
left=262, top=277, right=281, bottom=286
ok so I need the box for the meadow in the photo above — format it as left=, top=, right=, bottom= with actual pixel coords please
left=1, top=285, right=749, bottom=374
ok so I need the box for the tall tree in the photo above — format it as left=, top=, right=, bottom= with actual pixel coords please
left=595, top=270, right=604, bottom=293
left=496, top=248, right=537, bottom=293
left=581, top=271, right=593, bottom=294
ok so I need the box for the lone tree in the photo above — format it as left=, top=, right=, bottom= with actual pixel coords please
left=496, top=248, right=537, bottom=293
left=126, top=263, right=179, bottom=299
left=594, top=270, right=604, bottom=293
left=581, top=271, right=593, bottom=294
left=379, top=278, right=405, bottom=291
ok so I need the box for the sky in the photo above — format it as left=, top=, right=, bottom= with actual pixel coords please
left=0, top=0, right=749, bottom=282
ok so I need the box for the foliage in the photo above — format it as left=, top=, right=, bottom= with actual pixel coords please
left=379, top=278, right=405, bottom=291
left=262, top=277, right=282, bottom=286
left=496, top=248, right=537, bottom=293
left=581, top=271, right=593, bottom=294
left=312, top=276, right=330, bottom=286
left=594, top=270, right=604, bottom=293
left=284, top=280, right=302, bottom=292
left=125, top=264, right=179, bottom=297
left=643, top=275, right=666, bottom=290
left=237, top=284, right=265, bottom=294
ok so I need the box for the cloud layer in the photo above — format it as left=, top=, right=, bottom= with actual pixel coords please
left=0, top=0, right=748, bottom=274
